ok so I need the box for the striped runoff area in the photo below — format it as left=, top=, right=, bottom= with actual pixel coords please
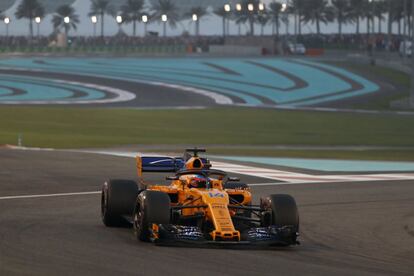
left=212, top=161, right=414, bottom=184
left=0, top=57, right=379, bottom=106
left=0, top=73, right=135, bottom=104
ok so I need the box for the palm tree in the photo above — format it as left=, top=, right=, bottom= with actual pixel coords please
left=281, top=11, right=290, bottom=35
left=332, top=0, right=352, bottom=35
left=89, top=0, right=113, bottom=38
left=349, top=0, right=365, bottom=34
left=301, top=0, right=334, bottom=35
left=388, top=0, right=404, bottom=36
left=372, top=0, right=387, bottom=33
left=268, top=2, right=282, bottom=36
left=233, top=0, right=260, bottom=36
left=363, top=0, right=374, bottom=34
left=151, top=0, right=180, bottom=37
left=15, top=0, right=45, bottom=38
left=404, top=0, right=412, bottom=37
left=185, top=6, right=208, bottom=36
left=256, top=12, right=269, bottom=36
left=121, top=0, right=145, bottom=36
left=290, top=0, right=304, bottom=35
left=52, top=4, right=79, bottom=37
left=214, top=7, right=228, bottom=37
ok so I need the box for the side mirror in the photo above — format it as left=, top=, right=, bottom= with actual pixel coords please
left=166, top=176, right=179, bottom=181
left=228, top=177, right=240, bottom=182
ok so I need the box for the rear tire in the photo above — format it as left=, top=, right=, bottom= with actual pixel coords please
left=133, top=190, right=171, bottom=241
left=101, top=179, right=139, bottom=227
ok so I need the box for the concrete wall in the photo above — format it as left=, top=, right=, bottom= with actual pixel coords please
left=209, top=45, right=262, bottom=56
left=224, top=36, right=277, bottom=54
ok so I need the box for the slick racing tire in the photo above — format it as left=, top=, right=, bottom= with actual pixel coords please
left=223, top=182, right=249, bottom=190
left=133, top=190, right=171, bottom=242
left=101, top=179, right=139, bottom=227
left=260, top=194, right=299, bottom=232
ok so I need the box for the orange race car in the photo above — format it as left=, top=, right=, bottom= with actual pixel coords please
left=101, top=149, right=299, bottom=246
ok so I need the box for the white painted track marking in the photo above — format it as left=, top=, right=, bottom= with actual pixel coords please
left=148, top=81, right=233, bottom=105
left=0, top=66, right=233, bottom=105
left=0, top=191, right=100, bottom=200
left=0, top=80, right=136, bottom=105
left=213, top=161, right=414, bottom=183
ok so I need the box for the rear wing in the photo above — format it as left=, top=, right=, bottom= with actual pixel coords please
left=136, top=156, right=184, bottom=177
left=136, top=156, right=211, bottom=177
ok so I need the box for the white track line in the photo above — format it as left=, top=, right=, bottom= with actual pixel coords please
left=148, top=81, right=233, bottom=105
left=212, top=161, right=414, bottom=183
left=0, top=80, right=136, bottom=105
left=0, top=67, right=233, bottom=105
left=0, top=191, right=100, bottom=200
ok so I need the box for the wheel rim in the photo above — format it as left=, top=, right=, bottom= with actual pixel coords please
left=134, top=207, right=144, bottom=237
left=101, top=190, right=108, bottom=219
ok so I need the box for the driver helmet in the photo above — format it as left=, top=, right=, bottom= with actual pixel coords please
left=189, top=175, right=207, bottom=188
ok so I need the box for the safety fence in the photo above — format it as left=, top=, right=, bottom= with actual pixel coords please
left=0, top=45, right=188, bottom=54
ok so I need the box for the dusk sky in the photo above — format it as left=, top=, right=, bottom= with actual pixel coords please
left=0, top=0, right=401, bottom=37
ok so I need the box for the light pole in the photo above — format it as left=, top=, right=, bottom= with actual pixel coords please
left=4, top=17, right=10, bottom=37
left=258, top=3, right=265, bottom=36
left=281, top=2, right=288, bottom=55
left=247, top=3, right=256, bottom=36
left=368, top=0, right=376, bottom=66
left=236, top=3, right=242, bottom=36
left=35, top=17, right=41, bottom=38
left=192, top=13, right=198, bottom=36
left=403, top=0, right=407, bottom=61
left=258, top=3, right=265, bottom=12
left=63, top=16, right=70, bottom=39
left=224, top=4, right=231, bottom=37
left=116, top=15, right=123, bottom=33
left=142, top=14, right=148, bottom=36
left=161, top=14, right=168, bottom=37
left=91, top=15, right=98, bottom=37
left=281, top=2, right=288, bottom=34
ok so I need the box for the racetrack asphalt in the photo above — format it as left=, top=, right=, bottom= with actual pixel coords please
left=1, top=149, right=413, bottom=275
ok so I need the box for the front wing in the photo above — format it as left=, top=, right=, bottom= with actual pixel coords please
left=151, top=224, right=299, bottom=247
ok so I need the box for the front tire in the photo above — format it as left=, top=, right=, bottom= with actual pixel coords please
left=261, top=194, right=299, bottom=232
left=101, top=179, right=139, bottom=227
left=133, top=190, right=171, bottom=241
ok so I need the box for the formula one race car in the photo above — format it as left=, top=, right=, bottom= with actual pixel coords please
left=101, top=149, right=299, bottom=246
